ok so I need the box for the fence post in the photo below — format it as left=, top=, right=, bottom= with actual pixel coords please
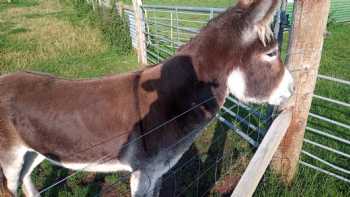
left=132, top=0, right=148, bottom=65
left=116, top=1, right=124, bottom=16
left=271, top=0, right=331, bottom=184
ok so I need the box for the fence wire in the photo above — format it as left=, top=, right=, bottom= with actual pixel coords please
left=104, top=3, right=286, bottom=196
left=122, top=0, right=350, bottom=189
left=35, top=1, right=349, bottom=197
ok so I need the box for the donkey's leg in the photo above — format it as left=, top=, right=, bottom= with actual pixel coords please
left=0, top=166, right=12, bottom=197
left=152, top=177, right=162, bottom=197
left=21, top=152, right=45, bottom=197
left=130, top=170, right=160, bottom=197
left=0, top=147, right=27, bottom=197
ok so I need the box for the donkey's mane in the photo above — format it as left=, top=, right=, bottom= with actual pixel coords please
left=256, top=22, right=274, bottom=46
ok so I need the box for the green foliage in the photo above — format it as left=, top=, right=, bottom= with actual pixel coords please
left=327, top=11, right=337, bottom=27
left=69, top=0, right=133, bottom=55
left=0, top=0, right=38, bottom=12
left=104, top=174, right=120, bottom=185
left=100, top=9, right=133, bottom=54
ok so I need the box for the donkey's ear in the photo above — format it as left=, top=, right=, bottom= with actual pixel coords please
left=239, top=0, right=280, bottom=45
left=237, top=0, right=255, bottom=8
left=244, top=0, right=280, bottom=24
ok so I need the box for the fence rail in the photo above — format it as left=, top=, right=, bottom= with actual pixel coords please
left=302, top=73, right=350, bottom=183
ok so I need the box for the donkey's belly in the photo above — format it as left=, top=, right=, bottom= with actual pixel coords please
left=47, top=158, right=133, bottom=173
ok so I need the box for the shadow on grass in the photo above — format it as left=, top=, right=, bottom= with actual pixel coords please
left=36, top=165, right=69, bottom=197
left=160, top=123, right=233, bottom=197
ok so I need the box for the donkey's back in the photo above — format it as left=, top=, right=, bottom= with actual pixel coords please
left=0, top=71, right=140, bottom=159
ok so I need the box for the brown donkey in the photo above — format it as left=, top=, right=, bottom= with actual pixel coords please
left=0, top=0, right=293, bottom=196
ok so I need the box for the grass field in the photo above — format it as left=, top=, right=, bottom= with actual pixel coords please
left=0, top=0, right=349, bottom=197
left=0, top=0, right=137, bottom=77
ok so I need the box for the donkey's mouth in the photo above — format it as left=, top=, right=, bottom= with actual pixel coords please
left=268, top=94, right=292, bottom=106
left=268, top=69, right=294, bottom=106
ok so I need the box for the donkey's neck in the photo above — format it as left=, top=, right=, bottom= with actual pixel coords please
left=175, top=49, right=231, bottom=107
left=138, top=56, right=232, bottom=174
left=174, top=27, right=235, bottom=108
left=160, top=54, right=229, bottom=108
left=138, top=55, right=227, bottom=159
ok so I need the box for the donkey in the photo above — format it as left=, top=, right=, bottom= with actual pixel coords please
left=0, top=0, right=293, bottom=196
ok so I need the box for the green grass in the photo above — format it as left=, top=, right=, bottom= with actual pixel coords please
left=0, top=0, right=39, bottom=12
left=0, top=0, right=137, bottom=77
left=0, top=0, right=349, bottom=196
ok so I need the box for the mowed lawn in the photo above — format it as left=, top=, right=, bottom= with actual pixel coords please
left=0, top=0, right=349, bottom=197
left=0, top=0, right=138, bottom=78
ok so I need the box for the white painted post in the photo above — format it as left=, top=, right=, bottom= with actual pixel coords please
left=116, top=0, right=124, bottom=16
left=132, top=0, right=148, bottom=65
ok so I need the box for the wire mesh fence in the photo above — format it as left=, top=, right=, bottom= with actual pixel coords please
left=33, top=3, right=283, bottom=197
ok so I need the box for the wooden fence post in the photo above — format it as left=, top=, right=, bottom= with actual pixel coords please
left=271, top=0, right=331, bottom=184
left=132, top=0, right=148, bottom=65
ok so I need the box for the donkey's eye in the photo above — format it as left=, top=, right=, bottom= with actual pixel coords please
left=262, top=48, right=278, bottom=61
left=266, top=50, right=277, bottom=57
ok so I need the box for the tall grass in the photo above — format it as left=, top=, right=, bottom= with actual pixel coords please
left=69, top=0, right=133, bottom=55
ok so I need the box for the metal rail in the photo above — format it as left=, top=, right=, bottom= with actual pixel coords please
left=299, top=161, right=350, bottom=183
left=313, top=94, right=350, bottom=108
left=318, top=74, right=350, bottom=86
left=303, top=139, right=350, bottom=159
left=306, top=127, right=350, bottom=145
left=302, top=150, right=350, bottom=174
left=142, top=4, right=225, bottom=14
left=309, top=113, right=350, bottom=130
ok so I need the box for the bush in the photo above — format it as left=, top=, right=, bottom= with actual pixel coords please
left=100, top=8, right=133, bottom=55
left=70, top=0, right=133, bottom=55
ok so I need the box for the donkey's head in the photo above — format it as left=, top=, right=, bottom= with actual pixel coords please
left=180, top=0, right=293, bottom=106
left=226, top=0, right=294, bottom=105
